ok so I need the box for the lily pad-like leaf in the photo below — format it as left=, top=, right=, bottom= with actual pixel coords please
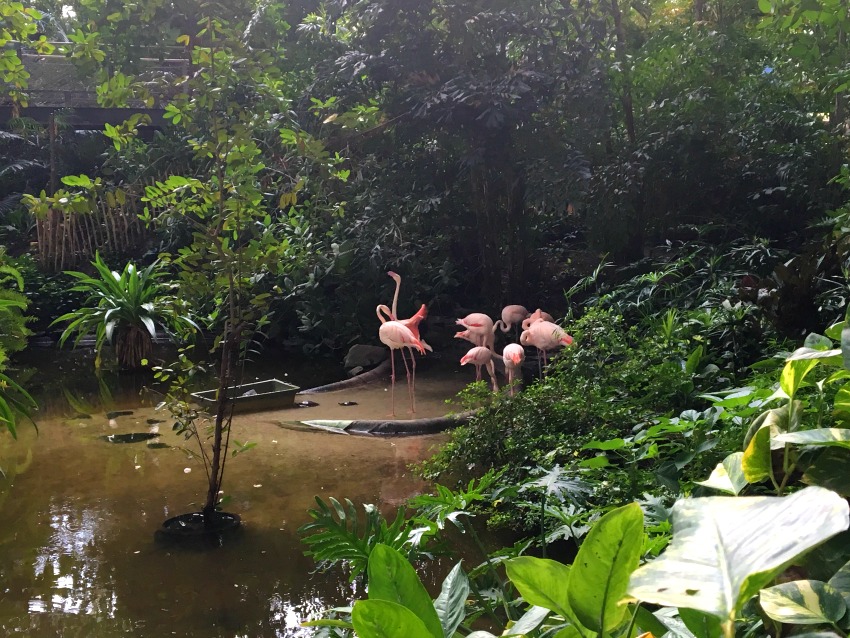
left=775, top=429, right=850, bottom=449
left=697, top=452, right=747, bottom=495
left=568, top=502, right=644, bottom=633
left=627, top=487, right=849, bottom=628
left=759, top=580, right=846, bottom=625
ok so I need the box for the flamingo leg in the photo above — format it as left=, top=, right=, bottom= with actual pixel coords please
left=508, top=369, right=515, bottom=396
left=487, top=360, right=498, bottom=392
left=399, top=346, right=413, bottom=414
left=389, top=347, right=396, bottom=416
left=410, top=349, right=417, bottom=414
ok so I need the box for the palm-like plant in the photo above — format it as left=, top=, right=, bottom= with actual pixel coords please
left=52, top=252, right=196, bottom=369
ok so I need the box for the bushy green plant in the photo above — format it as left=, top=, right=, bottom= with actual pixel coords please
left=52, top=252, right=196, bottom=369
left=422, top=309, right=701, bottom=489
left=304, top=488, right=850, bottom=638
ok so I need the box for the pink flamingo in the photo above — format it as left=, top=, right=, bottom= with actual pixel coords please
left=377, top=271, right=430, bottom=415
left=495, top=305, right=530, bottom=339
left=378, top=271, right=432, bottom=350
left=460, top=346, right=499, bottom=391
left=521, top=308, right=555, bottom=330
left=520, top=320, right=573, bottom=374
left=378, top=321, right=426, bottom=416
left=503, top=343, right=526, bottom=396
left=456, top=313, right=495, bottom=350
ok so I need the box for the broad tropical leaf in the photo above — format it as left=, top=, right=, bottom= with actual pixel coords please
left=506, top=556, right=574, bottom=620
left=568, top=503, right=644, bottom=633
left=697, top=452, right=747, bottom=495
left=775, top=429, right=850, bottom=448
left=759, top=580, right=846, bottom=625
left=433, top=562, right=470, bottom=638
left=628, top=487, right=849, bottom=628
left=367, top=544, right=442, bottom=638
left=352, top=600, right=435, bottom=638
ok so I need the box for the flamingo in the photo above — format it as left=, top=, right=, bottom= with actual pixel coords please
left=495, top=305, right=530, bottom=339
left=521, top=308, right=555, bottom=331
left=460, top=346, right=499, bottom=391
left=520, top=320, right=573, bottom=374
left=456, top=313, right=495, bottom=350
left=503, top=343, right=526, bottom=396
left=378, top=320, right=426, bottom=416
left=378, top=271, right=432, bottom=350
left=377, top=271, right=431, bottom=415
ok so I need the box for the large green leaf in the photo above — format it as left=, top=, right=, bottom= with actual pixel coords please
left=352, top=600, right=435, bottom=638
left=775, top=429, right=850, bottom=448
left=433, top=562, right=469, bottom=638
left=628, top=487, right=849, bottom=627
left=759, top=580, right=846, bottom=625
left=367, top=544, right=442, bottom=638
left=697, top=452, right=747, bottom=495
left=506, top=556, right=574, bottom=620
left=568, top=502, right=644, bottom=633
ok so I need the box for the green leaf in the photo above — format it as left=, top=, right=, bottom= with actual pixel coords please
left=775, top=428, right=850, bottom=448
left=781, top=357, right=821, bottom=399
left=634, top=605, right=673, bottom=637
left=679, top=608, right=723, bottom=638
left=758, top=0, right=772, bottom=12
left=582, top=438, right=626, bottom=450
left=508, top=605, right=551, bottom=636
left=506, top=556, right=574, bottom=620
left=628, top=487, right=849, bottom=627
left=433, top=562, right=469, bottom=638
left=352, top=600, right=435, bottom=638
left=803, top=448, right=850, bottom=495
left=742, top=418, right=776, bottom=483
left=697, top=452, right=747, bottom=495
left=367, top=544, right=442, bottom=638
left=842, top=326, right=850, bottom=370
left=568, top=502, right=644, bottom=633
left=828, top=557, right=850, bottom=610
left=760, top=580, right=846, bottom=624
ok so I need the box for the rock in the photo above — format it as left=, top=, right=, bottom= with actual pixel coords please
left=344, top=344, right=387, bottom=370
left=348, top=365, right=364, bottom=377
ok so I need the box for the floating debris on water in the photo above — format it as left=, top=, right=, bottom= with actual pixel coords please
left=106, top=410, right=134, bottom=419
left=73, top=413, right=92, bottom=420
left=296, top=400, right=318, bottom=408
left=146, top=418, right=164, bottom=425
left=338, top=401, right=358, bottom=407
left=240, top=389, right=259, bottom=397
left=100, top=432, right=160, bottom=444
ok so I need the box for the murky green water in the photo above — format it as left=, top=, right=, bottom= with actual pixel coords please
left=0, top=349, right=467, bottom=637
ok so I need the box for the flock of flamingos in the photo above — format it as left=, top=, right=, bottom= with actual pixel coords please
left=376, top=271, right=574, bottom=416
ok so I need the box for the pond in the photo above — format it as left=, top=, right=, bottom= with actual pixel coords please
left=0, top=348, right=472, bottom=636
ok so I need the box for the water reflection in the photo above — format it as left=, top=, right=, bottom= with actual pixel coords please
left=0, top=350, right=457, bottom=637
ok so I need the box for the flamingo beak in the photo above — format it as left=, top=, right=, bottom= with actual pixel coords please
left=562, top=334, right=574, bottom=345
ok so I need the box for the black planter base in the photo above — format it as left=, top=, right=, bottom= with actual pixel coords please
left=155, top=511, right=242, bottom=548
